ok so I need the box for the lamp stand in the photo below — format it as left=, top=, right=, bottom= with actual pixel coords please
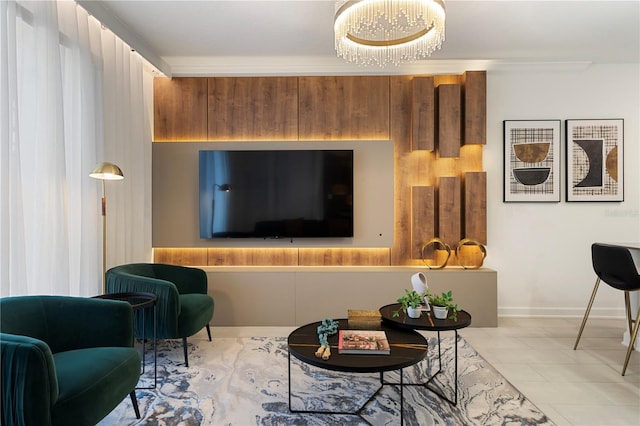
left=89, top=161, right=124, bottom=295
left=101, top=179, right=107, bottom=294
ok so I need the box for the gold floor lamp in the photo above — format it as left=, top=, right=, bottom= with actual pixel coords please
left=90, top=162, right=124, bottom=293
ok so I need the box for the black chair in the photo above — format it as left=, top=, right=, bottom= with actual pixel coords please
left=574, top=243, right=640, bottom=375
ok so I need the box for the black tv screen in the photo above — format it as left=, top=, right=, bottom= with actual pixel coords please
left=199, top=150, right=353, bottom=239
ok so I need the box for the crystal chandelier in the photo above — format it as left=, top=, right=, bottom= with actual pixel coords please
left=334, top=0, right=446, bottom=66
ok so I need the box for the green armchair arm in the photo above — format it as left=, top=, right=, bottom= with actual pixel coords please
left=1, top=333, right=58, bottom=426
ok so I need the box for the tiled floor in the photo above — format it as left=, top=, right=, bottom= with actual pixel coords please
left=460, top=317, right=640, bottom=426
left=212, top=317, right=640, bottom=426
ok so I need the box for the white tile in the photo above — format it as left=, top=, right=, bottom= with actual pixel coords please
left=531, top=363, right=627, bottom=384
left=551, top=404, right=640, bottom=426
left=535, top=404, right=572, bottom=426
left=472, top=317, right=640, bottom=426
left=594, top=382, right=640, bottom=406
left=491, top=362, right=547, bottom=382
left=515, top=381, right=607, bottom=405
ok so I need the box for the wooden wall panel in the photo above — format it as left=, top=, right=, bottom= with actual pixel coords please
left=389, top=76, right=415, bottom=265
left=462, top=71, right=487, bottom=145
left=207, top=77, right=298, bottom=140
left=437, top=84, right=461, bottom=158
left=434, top=75, right=461, bottom=85
left=298, top=248, right=390, bottom=266
left=152, top=73, right=486, bottom=268
left=412, top=77, right=435, bottom=151
left=411, top=186, right=436, bottom=258
left=154, top=77, right=208, bottom=141
left=438, top=176, right=461, bottom=247
left=207, top=248, right=299, bottom=266
left=298, top=76, right=390, bottom=140
left=153, top=248, right=208, bottom=266
left=464, top=172, right=487, bottom=244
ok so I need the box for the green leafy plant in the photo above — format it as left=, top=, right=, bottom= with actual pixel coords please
left=392, top=289, right=424, bottom=318
left=426, top=289, right=460, bottom=321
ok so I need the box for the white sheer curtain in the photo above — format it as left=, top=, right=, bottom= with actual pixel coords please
left=0, top=0, right=151, bottom=297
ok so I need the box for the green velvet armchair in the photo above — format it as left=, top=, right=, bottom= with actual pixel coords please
left=0, top=295, right=141, bottom=426
left=106, top=263, right=214, bottom=367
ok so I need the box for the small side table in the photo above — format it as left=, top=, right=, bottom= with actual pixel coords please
left=94, top=292, right=157, bottom=389
left=379, top=303, right=472, bottom=405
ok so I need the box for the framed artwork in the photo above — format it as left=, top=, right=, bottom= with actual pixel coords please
left=503, top=120, right=561, bottom=202
left=566, top=119, right=624, bottom=202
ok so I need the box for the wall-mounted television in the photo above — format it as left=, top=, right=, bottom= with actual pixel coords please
left=199, top=150, right=354, bottom=239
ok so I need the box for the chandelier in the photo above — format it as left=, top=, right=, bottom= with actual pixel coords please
left=334, top=0, right=446, bottom=66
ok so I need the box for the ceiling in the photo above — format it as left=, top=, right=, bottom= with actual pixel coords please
left=81, top=0, right=640, bottom=77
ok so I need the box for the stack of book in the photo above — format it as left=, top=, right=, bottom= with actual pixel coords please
left=347, top=309, right=381, bottom=329
left=338, top=330, right=390, bottom=355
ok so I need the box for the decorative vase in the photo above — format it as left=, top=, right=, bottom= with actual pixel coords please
left=411, top=272, right=427, bottom=294
left=407, top=307, right=421, bottom=318
left=433, top=306, right=448, bottom=319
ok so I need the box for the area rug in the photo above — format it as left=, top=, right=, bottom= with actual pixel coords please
left=99, top=335, right=555, bottom=426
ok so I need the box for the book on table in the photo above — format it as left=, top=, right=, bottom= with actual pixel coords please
left=338, top=330, right=390, bottom=355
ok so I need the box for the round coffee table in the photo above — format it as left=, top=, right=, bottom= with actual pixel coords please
left=287, top=318, right=428, bottom=425
left=379, top=303, right=471, bottom=405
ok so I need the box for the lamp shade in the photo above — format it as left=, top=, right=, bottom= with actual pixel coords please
left=89, top=162, right=124, bottom=180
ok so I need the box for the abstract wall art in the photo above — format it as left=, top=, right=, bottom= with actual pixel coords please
left=566, top=119, right=624, bottom=202
left=503, top=120, right=561, bottom=202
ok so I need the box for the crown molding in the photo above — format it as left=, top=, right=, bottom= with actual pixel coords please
left=163, top=56, right=592, bottom=77
left=166, top=56, right=492, bottom=77
left=77, top=0, right=172, bottom=78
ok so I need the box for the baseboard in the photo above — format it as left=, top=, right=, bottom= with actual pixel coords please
left=499, top=306, right=626, bottom=318
left=622, top=330, right=640, bottom=351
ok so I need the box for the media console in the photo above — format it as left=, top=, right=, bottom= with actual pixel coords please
left=204, top=267, right=497, bottom=327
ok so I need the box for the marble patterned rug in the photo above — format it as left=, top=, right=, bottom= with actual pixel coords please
left=99, top=335, right=555, bottom=426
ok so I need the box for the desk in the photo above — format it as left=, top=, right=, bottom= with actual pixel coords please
left=287, top=319, right=428, bottom=425
left=93, top=292, right=157, bottom=388
left=379, top=304, right=472, bottom=405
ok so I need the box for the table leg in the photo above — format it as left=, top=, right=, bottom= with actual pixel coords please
left=153, top=303, right=157, bottom=388
left=288, top=352, right=388, bottom=424
left=400, top=368, right=404, bottom=425
left=141, top=308, right=146, bottom=375
left=425, top=330, right=459, bottom=405
left=288, top=350, right=292, bottom=411
left=382, top=370, right=405, bottom=425
left=136, top=304, right=157, bottom=390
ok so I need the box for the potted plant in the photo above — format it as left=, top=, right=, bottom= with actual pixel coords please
left=393, top=289, right=423, bottom=319
left=426, top=289, right=460, bottom=321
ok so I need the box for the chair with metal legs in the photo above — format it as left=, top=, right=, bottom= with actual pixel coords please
left=106, top=263, right=214, bottom=367
left=574, top=243, right=640, bottom=376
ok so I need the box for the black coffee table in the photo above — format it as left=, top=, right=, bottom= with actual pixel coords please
left=93, top=292, right=157, bottom=389
left=379, top=303, right=471, bottom=405
left=287, top=318, right=428, bottom=425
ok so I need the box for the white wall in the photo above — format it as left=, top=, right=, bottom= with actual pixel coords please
left=484, top=64, right=640, bottom=317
